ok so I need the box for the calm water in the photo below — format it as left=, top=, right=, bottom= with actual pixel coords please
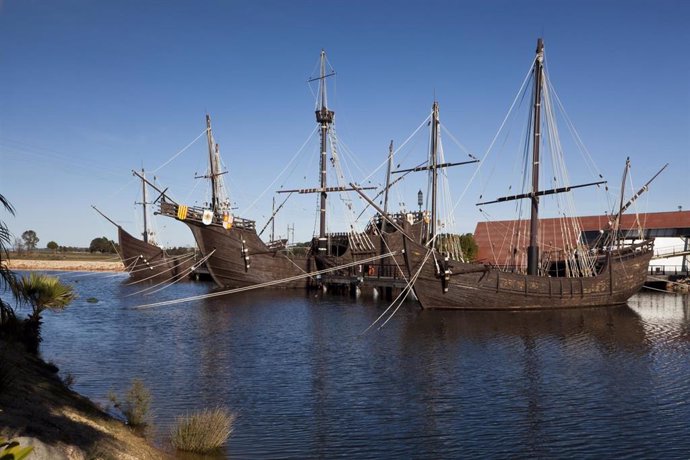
left=32, top=271, right=690, bottom=458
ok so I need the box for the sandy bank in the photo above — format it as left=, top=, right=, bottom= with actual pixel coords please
left=0, top=340, right=169, bottom=459
left=6, top=259, right=124, bottom=272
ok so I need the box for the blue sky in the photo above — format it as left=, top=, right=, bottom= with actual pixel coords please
left=1, top=0, right=688, bottom=248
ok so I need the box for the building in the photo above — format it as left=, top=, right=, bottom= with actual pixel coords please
left=473, top=210, right=690, bottom=271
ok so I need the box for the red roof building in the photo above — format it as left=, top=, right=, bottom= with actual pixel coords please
left=473, top=210, right=690, bottom=265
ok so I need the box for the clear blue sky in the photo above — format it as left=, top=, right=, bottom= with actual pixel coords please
left=1, top=0, right=688, bottom=248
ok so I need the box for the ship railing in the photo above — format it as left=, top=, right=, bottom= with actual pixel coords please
left=648, top=265, right=689, bottom=276
left=158, top=201, right=256, bottom=231
left=365, top=211, right=426, bottom=232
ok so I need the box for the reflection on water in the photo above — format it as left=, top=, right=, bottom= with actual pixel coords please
left=37, top=272, right=690, bottom=458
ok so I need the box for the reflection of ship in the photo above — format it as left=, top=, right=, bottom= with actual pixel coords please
left=157, top=115, right=310, bottom=289
left=408, top=305, right=648, bottom=348
left=357, top=39, right=656, bottom=310
left=92, top=171, right=197, bottom=282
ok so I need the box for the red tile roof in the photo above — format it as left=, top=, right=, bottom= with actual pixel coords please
left=473, top=210, right=690, bottom=264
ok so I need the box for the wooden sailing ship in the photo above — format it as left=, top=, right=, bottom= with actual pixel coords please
left=357, top=38, right=657, bottom=310
left=275, top=50, right=389, bottom=282
left=92, top=171, right=197, bottom=282
left=156, top=115, right=311, bottom=289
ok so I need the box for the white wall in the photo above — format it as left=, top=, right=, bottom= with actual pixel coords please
left=651, top=237, right=689, bottom=268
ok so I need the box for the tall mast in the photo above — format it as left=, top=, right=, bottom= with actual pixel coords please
left=205, top=114, right=220, bottom=212
left=383, top=141, right=394, bottom=219
left=315, top=49, right=334, bottom=252
left=140, top=168, right=149, bottom=243
left=527, top=38, right=544, bottom=276
left=615, top=158, right=630, bottom=249
left=430, top=101, right=440, bottom=242
left=271, top=196, right=276, bottom=242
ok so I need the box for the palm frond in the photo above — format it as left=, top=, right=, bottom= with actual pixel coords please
left=0, top=193, right=15, bottom=216
left=19, top=273, right=76, bottom=314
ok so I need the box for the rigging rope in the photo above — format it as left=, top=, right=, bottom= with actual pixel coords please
left=132, top=251, right=397, bottom=309
left=124, top=251, right=197, bottom=285
left=152, top=128, right=208, bottom=173
left=244, top=126, right=319, bottom=213
left=450, top=58, right=537, bottom=217
left=129, top=250, right=216, bottom=297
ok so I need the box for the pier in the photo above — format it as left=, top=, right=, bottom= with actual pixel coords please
left=320, top=263, right=410, bottom=299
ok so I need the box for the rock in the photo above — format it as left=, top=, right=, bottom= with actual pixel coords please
left=13, top=437, right=75, bottom=460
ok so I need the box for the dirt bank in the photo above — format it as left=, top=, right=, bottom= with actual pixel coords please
left=0, top=340, right=169, bottom=459
left=6, top=259, right=124, bottom=272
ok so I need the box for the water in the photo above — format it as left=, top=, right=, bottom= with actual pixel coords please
left=34, top=271, right=690, bottom=458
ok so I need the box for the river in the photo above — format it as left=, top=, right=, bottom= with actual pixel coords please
left=36, top=271, right=690, bottom=458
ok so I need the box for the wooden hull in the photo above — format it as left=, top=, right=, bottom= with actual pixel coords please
left=183, top=221, right=310, bottom=290
left=118, top=227, right=195, bottom=282
left=402, top=237, right=653, bottom=310
left=312, top=218, right=427, bottom=280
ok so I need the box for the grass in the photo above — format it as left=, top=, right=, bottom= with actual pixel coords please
left=170, top=407, right=236, bottom=454
left=108, top=378, right=152, bottom=428
left=9, top=251, right=119, bottom=262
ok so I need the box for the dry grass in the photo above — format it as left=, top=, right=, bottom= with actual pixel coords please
left=170, top=407, right=236, bottom=453
left=108, top=378, right=152, bottom=428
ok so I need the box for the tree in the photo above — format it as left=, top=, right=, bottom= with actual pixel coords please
left=89, top=236, right=116, bottom=253
left=1, top=194, right=20, bottom=327
left=458, top=233, right=479, bottom=261
left=18, top=272, right=76, bottom=353
left=436, top=233, right=479, bottom=262
left=21, top=230, right=39, bottom=252
left=47, top=241, right=58, bottom=253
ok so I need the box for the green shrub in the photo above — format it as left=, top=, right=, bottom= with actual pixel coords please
left=170, top=407, right=235, bottom=453
left=108, top=379, right=151, bottom=427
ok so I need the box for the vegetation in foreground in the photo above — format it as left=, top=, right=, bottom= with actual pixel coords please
left=170, top=407, right=236, bottom=454
left=108, top=378, right=153, bottom=428
left=19, top=272, right=76, bottom=353
left=2, top=193, right=236, bottom=457
left=1, top=193, right=166, bottom=458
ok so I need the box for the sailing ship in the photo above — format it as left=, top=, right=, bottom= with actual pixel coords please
left=156, top=115, right=311, bottom=289
left=274, top=50, right=380, bottom=278
left=356, top=38, right=657, bottom=310
left=92, top=170, right=197, bottom=282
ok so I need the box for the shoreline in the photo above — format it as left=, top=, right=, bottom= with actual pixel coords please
left=0, top=340, right=169, bottom=459
left=6, top=259, right=124, bottom=272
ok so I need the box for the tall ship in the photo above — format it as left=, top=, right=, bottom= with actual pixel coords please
left=93, top=171, right=197, bottom=283
left=276, top=50, right=390, bottom=281
left=357, top=39, right=658, bottom=310
left=157, top=115, right=311, bottom=289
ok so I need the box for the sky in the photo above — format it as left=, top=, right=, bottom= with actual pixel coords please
left=1, top=0, right=688, bottom=249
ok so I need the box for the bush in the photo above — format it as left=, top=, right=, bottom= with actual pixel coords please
left=108, top=379, right=152, bottom=427
left=170, top=407, right=236, bottom=453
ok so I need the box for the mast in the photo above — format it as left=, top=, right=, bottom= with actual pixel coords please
left=138, top=168, right=149, bottom=244
left=430, top=101, right=440, bottom=242
left=314, top=49, right=335, bottom=252
left=615, top=158, right=631, bottom=249
left=197, top=114, right=229, bottom=213
left=271, top=196, right=276, bottom=242
left=382, top=141, right=394, bottom=226
left=527, top=38, right=544, bottom=276
left=205, top=114, right=219, bottom=212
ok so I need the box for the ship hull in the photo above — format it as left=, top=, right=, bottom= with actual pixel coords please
left=184, top=221, right=310, bottom=290
left=402, top=237, right=653, bottom=310
left=118, top=227, right=195, bottom=282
